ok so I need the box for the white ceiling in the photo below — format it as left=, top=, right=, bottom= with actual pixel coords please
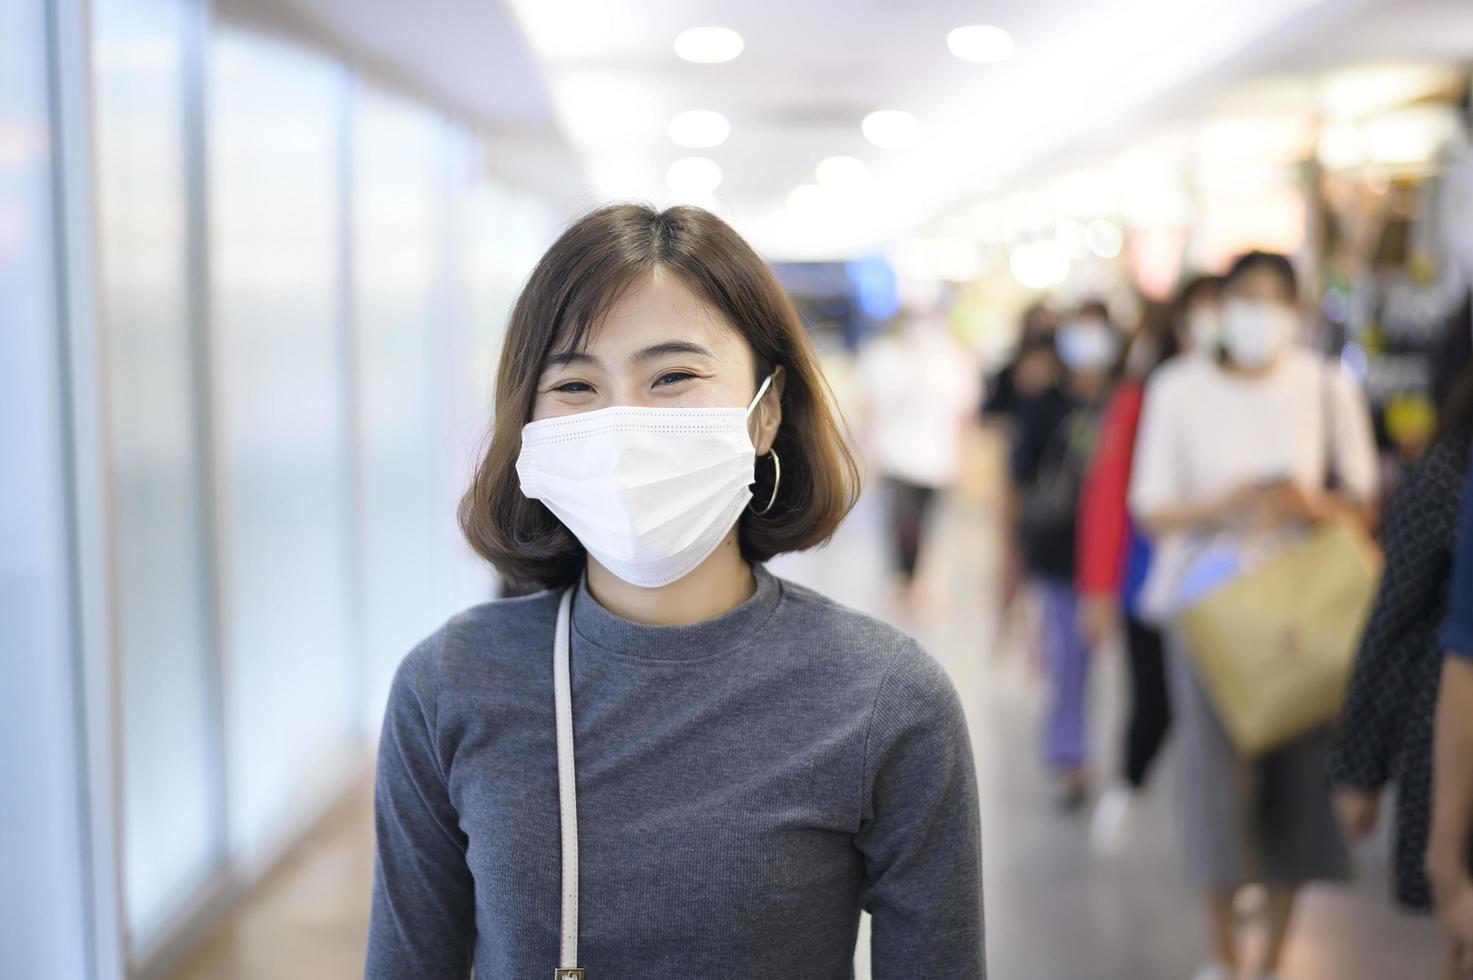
left=226, top=0, right=1473, bottom=257
left=217, top=0, right=587, bottom=208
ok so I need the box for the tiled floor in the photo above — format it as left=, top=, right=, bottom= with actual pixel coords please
left=172, top=435, right=1444, bottom=980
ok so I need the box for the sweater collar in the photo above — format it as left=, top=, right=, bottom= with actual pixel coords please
left=570, top=563, right=782, bottom=662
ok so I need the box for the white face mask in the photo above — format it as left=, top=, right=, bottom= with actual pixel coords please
left=1219, top=299, right=1297, bottom=369
left=516, top=376, right=773, bottom=589
left=1056, top=318, right=1119, bottom=372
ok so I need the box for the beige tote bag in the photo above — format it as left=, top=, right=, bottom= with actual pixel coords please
left=1177, top=517, right=1382, bottom=756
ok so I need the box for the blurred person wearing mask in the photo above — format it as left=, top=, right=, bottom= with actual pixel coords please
left=1007, top=302, right=1121, bottom=810
left=990, top=302, right=1063, bottom=645
left=1429, top=449, right=1473, bottom=980
left=982, top=301, right=1059, bottom=425
left=366, top=204, right=985, bottom=979
left=1077, top=276, right=1220, bottom=853
left=1327, top=362, right=1473, bottom=931
left=1129, top=252, right=1379, bottom=980
left=858, top=283, right=981, bottom=615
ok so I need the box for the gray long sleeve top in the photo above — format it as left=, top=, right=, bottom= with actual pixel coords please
left=365, top=564, right=985, bottom=979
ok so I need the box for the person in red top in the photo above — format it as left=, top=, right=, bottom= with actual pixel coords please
left=1077, top=275, right=1221, bottom=852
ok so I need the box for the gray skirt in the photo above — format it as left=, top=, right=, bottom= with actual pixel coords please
left=1167, top=631, right=1352, bottom=888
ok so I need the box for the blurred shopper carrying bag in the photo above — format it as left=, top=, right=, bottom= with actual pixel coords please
left=1129, top=251, right=1380, bottom=980
left=1138, top=313, right=1382, bottom=757
left=1177, top=515, right=1381, bottom=756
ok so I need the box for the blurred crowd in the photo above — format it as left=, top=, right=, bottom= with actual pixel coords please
left=848, top=234, right=1473, bottom=977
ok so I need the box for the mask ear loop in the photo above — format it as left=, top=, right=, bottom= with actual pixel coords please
left=745, top=373, right=774, bottom=416
left=746, top=373, right=780, bottom=515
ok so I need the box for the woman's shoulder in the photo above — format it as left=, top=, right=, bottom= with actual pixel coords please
left=769, top=580, right=969, bottom=752
left=773, top=575, right=908, bottom=643
left=769, top=575, right=948, bottom=686
left=389, top=588, right=563, bottom=699
left=1142, top=354, right=1211, bottom=405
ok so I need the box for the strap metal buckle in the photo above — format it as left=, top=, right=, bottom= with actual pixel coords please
left=555, top=970, right=586, bottom=979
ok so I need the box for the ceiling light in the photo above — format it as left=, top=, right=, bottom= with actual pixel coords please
left=861, top=110, right=920, bottom=149
left=669, top=110, right=730, bottom=149
left=947, top=25, right=1014, bottom=63
left=1010, top=241, right=1070, bottom=289
left=815, top=155, right=869, bottom=188
left=674, top=26, right=744, bottom=64
left=667, top=157, right=723, bottom=197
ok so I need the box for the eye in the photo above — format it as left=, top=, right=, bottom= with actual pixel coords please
left=552, top=380, right=594, bottom=394
left=654, top=371, right=695, bottom=387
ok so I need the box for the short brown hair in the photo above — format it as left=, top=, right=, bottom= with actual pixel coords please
left=458, top=203, right=861, bottom=589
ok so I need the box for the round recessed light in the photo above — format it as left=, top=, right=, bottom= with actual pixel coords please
left=674, top=26, right=744, bottom=64
left=947, top=24, right=1014, bottom=63
left=815, top=155, right=870, bottom=188
left=668, top=109, right=730, bottom=149
left=667, top=156, right=723, bottom=197
left=861, top=110, right=921, bottom=149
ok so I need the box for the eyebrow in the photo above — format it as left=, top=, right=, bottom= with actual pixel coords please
left=541, top=340, right=716, bottom=371
left=631, top=340, right=715, bottom=362
left=542, top=349, right=597, bottom=369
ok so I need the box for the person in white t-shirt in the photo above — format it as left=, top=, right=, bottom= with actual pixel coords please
left=1128, top=251, right=1379, bottom=980
left=857, top=294, right=980, bottom=615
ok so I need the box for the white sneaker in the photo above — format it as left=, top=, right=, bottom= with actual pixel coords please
left=1089, top=784, right=1135, bottom=855
left=1189, top=963, right=1234, bottom=980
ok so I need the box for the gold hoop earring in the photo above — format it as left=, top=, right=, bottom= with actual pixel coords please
left=750, top=449, right=780, bottom=515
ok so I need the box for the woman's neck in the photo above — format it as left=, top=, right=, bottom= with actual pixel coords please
left=585, top=527, right=757, bottom=626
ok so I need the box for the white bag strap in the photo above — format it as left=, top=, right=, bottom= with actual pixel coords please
left=1318, top=356, right=1344, bottom=493
left=553, top=588, right=584, bottom=979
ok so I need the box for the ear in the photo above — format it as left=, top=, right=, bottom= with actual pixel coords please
left=751, top=364, right=786, bottom=456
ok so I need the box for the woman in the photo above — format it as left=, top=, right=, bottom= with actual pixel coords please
left=1078, top=276, right=1219, bottom=853
left=988, top=303, right=1062, bottom=659
left=1129, top=251, right=1379, bottom=980
left=1008, top=302, right=1120, bottom=809
left=857, top=295, right=979, bottom=616
left=1328, top=361, right=1473, bottom=912
left=364, top=204, right=985, bottom=979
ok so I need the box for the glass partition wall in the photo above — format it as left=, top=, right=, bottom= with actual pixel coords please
left=8, top=4, right=563, bottom=973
